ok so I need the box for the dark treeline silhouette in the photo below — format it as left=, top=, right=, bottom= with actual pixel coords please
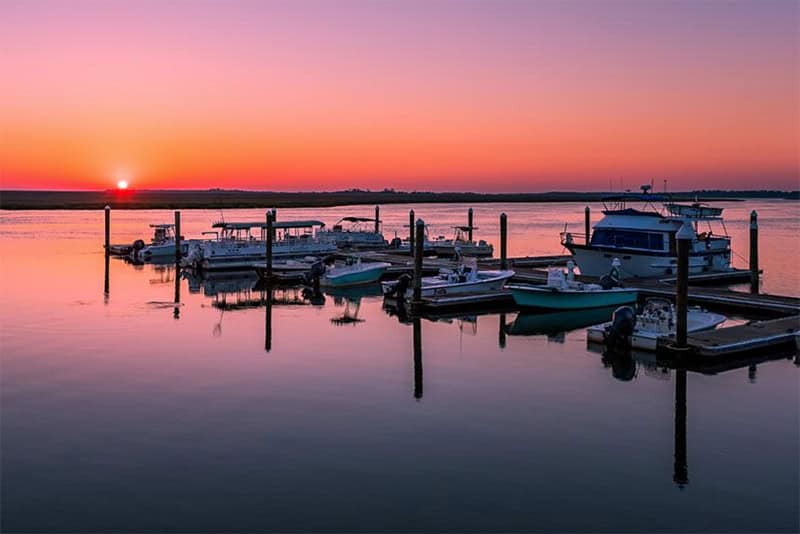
left=1, top=188, right=797, bottom=210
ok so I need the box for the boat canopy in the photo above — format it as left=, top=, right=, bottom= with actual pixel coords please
left=212, top=220, right=326, bottom=230
left=601, top=194, right=668, bottom=202
left=338, top=216, right=377, bottom=223
left=149, top=223, right=175, bottom=228
left=665, top=203, right=724, bottom=220
left=453, top=225, right=477, bottom=231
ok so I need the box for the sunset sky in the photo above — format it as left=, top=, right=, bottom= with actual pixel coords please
left=1, top=0, right=797, bottom=192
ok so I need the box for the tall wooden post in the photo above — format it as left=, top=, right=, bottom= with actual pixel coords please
left=375, top=205, right=380, bottom=234
left=174, top=210, right=181, bottom=263
left=500, top=213, right=508, bottom=270
left=413, top=218, right=425, bottom=303
left=468, top=208, right=473, bottom=241
left=675, top=223, right=694, bottom=348
left=266, top=211, right=274, bottom=280
left=104, top=205, right=111, bottom=256
left=413, top=317, right=423, bottom=400
left=408, top=209, right=415, bottom=257
left=584, top=206, right=591, bottom=244
left=749, top=210, right=759, bottom=294
left=673, top=369, right=688, bottom=487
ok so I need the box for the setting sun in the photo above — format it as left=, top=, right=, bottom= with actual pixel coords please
left=116, top=180, right=128, bottom=190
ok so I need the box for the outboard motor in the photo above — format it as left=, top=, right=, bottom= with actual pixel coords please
left=302, top=260, right=327, bottom=286
left=605, top=305, right=636, bottom=348
left=386, top=273, right=412, bottom=299
left=132, top=239, right=146, bottom=251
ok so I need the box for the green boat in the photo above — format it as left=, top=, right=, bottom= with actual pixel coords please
left=508, top=284, right=638, bottom=310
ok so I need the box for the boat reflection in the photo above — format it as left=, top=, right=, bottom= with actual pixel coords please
left=506, top=305, right=617, bottom=343
left=326, top=284, right=382, bottom=326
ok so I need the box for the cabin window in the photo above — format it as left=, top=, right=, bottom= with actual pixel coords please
left=591, top=229, right=665, bottom=251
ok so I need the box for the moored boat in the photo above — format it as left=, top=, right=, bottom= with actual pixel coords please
left=382, top=261, right=514, bottom=299
left=508, top=261, right=638, bottom=310
left=561, top=187, right=733, bottom=278
left=430, top=226, right=493, bottom=257
left=134, top=224, right=193, bottom=260
left=587, top=298, right=727, bottom=351
left=321, top=259, right=391, bottom=287
left=318, top=216, right=387, bottom=249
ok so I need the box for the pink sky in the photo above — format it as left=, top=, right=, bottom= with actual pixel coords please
left=1, top=0, right=797, bottom=191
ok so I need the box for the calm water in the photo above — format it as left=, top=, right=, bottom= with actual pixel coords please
left=1, top=201, right=798, bottom=532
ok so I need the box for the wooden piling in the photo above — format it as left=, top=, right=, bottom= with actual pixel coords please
left=675, top=223, right=694, bottom=348
left=408, top=209, right=415, bottom=257
left=673, top=369, right=688, bottom=487
left=174, top=210, right=181, bottom=263
left=413, top=317, right=423, bottom=400
left=584, top=206, right=591, bottom=244
left=104, top=205, right=110, bottom=256
left=375, top=205, right=380, bottom=234
left=413, top=218, right=425, bottom=303
left=500, top=213, right=508, bottom=270
left=750, top=210, right=759, bottom=294
left=468, top=208, right=474, bottom=241
left=266, top=211, right=274, bottom=280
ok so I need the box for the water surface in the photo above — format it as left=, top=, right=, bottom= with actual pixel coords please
left=1, top=202, right=798, bottom=532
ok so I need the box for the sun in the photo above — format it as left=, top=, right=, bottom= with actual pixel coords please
left=117, top=180, right=129, bottom=190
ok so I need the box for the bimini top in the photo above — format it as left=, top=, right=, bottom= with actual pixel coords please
left=453, top=225, right=478, bottom=231
left=601, top=193, right=668, bottom=202
left=337, top=217, right=378, bottom=223
left=212, top=220, right=326, bottom=230
left=149, top=223, right=176, bottom=228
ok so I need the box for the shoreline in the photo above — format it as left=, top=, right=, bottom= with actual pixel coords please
left=1, top=189, right=797, bottom=210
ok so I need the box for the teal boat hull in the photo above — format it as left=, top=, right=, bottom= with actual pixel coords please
left=509, top=285, right=638, bottom=310
left=322, top=265, right=388, bottom=287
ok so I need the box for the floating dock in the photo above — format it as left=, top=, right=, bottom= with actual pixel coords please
left=657, top=316, right=800, bottom=357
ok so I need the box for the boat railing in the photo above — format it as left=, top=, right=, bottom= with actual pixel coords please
left=560, top=231, right=588, bottom=245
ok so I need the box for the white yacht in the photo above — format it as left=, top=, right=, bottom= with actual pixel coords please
left=561, top=188, right=733, bottom=278
left=318, top=216, right=388, bottom=249
left=184, top=220, right=336, bottom=271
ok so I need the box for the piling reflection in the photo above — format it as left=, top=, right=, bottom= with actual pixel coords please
left=673, top=369, right=688, bottom=488
left=265, top=287, right=273, bottom=352
left=413, top=317, right=423, bottom=400
left=103, top=253, right=109, bottom=302
left=173, top=263, right=181, bottom=319
left=498, top=313, right=506, bottom=349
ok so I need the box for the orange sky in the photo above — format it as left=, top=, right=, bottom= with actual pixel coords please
left=1, top=0, right=797, bottom=192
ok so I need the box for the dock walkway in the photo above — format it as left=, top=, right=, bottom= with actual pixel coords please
left=657, top=316, right=799, bottom=357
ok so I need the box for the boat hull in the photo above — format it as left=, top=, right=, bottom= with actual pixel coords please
left=569, top=246, right=712, bottom=278
left=508, top=285, right=638, bottom=310
left=586, top=310, right=727, bottom=351
left=322, top=264, right=390, bottom=287
left=382, top=270, right=514, bottom=298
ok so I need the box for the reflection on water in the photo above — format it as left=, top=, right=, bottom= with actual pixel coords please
left=1, top=205, right=798, bottom=532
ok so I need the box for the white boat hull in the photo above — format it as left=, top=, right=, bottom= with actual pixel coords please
left=382, top=270, right=514, bottom=298
left=587, top=309, right=727, bottom=351
left=571, top=247, right=710, bottom=279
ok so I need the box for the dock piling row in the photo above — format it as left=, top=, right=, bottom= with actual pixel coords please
left=468, top=208, right=474, bottom=241
left=413, top=218, right=425, bottom=303
left=584, top=206, right=591, bottom=244
left=174, top=210, right=181, bottom=263
left=409, top=209, right=415, bottom=257
left=675, top=223, right=693, bottom=348
left=104, top=205, right=111, bottom=256
left=266, top=210, right=274, bottom=280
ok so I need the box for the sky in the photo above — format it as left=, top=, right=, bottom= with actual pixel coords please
left=0, top=0, right=797, bottom=192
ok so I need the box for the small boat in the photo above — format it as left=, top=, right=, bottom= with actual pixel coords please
left=587, top=298, right=727, bottom=351
left=134, top=224, right=193, bottom=260
left=321, top=259, right=391, bottom=288
left=382, top=260, right=514, bottom=299
left=318, top=217, right=387, bottom=249
left=430, top=226, right=493, bottom=258
left=508, top=261, right=638, bottom=310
